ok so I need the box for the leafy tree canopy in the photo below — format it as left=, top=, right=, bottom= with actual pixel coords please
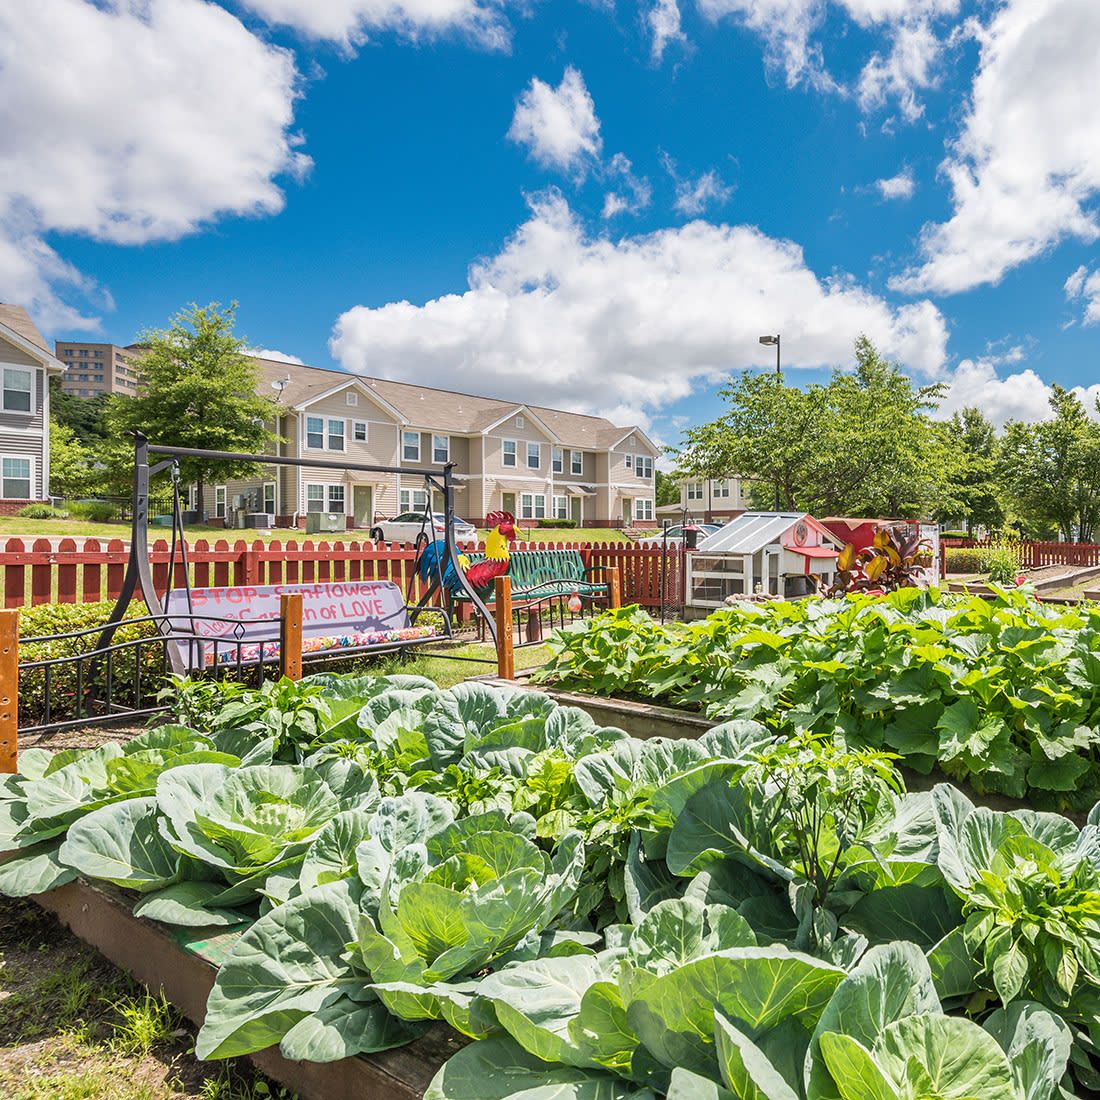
left=997, top=385, right=1100, bottom=542
left=675, top=336, right=961, bottom=519
left=105, top=303, right=279, bottom=508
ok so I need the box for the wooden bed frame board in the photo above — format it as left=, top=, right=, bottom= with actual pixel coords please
left=30, top=879, right=463, bottom=1100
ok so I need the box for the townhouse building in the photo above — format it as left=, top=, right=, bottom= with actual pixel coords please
left=195, top=357, right=661, bottom=529
left=0, top=304, right=65, bottom=513
left=656, top=475, right=752, bottom=524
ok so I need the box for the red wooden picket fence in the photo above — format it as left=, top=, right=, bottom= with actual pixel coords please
left=0, top=537, right=684, bottom=613
left=942, top=538, right=1100, bottom=569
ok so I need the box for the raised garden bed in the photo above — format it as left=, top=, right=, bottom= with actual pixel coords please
left=5, top=669, right=1100, bottom=1099
left=31, top=878, right=459, bottom=1100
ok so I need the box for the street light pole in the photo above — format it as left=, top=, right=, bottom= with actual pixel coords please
left=759, top=334, right=782, bottom=511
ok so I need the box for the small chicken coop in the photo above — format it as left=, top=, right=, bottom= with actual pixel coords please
left=685, top=512, right=844, bottom=612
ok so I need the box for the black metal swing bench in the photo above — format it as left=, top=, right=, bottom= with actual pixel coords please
left=17, top=434, right=501, bottom=735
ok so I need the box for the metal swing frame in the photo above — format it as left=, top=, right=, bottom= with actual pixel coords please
left=96, top=432, right=497, bottom=673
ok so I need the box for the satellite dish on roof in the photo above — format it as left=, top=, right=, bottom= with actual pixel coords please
left=271, top=377, right=290, bottom=399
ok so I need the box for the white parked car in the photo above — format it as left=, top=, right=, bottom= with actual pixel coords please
left=370, top=512, right=478, bottom=546
left=637, top=523, right=721, bottom=548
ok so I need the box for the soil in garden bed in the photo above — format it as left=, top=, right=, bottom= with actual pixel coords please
left=18, top=722, right=147, bottom=754
left=0, top=896, right=284, bottom=1100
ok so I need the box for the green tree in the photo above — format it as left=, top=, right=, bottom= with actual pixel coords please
left=998, top=385, right=1100, bottom=541
left=654, top=469, right=680, bottom=507
left=49, top=421, right=103, bottom=498
left=675, top=336, right=959, bottom=518
left=942, top=406, right=1003, bottom=534
left=105, top=303, right=279, bottom=511
left=50, top=379, right=110, bottom=445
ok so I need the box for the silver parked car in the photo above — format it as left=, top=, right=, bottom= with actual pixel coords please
left=637, top=523, right=721, bottom=548
left=369, top=512, right=478, bottom=546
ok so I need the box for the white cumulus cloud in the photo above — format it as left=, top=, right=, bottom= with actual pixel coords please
left=508, top=67, right=603, bottom=176
left=0, top=0, right=307, bottom=331
left=330, top=191, right=949, bottom=418
left=246, top=347, right=306, bottom=364
left=647, top=0, right=687, bottom=60
left=935, top=355, right=1100, bottom=426
left=674, top=170, right=734, bottom=215
left=237, top=0, right=512, bottom=51
left=875, top=169, right=915, bottom=201
left=894, top=0, right=1100, bottom=295
left=1065, top=265, right=1100, bottom=325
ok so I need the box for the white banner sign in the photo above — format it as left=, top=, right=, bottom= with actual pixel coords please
left=165, top=580, right=410, bottom=665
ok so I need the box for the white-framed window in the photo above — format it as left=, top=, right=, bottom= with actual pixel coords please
left=432, top=434, right=450, bottom=463
left=552, top=447, right=564, bottom=474
left=328, top=484, right=345, bottom=513
left=352, top=420, right=368, bottom=442
left=516, top=415, right=525, bottom=428
left=526, top=442, right=540, bottom=469
left=502, top=439, right=517, bottom=467
left=687, top=481, right=704, bottom=501
left=553, top=495, right=568, bottom=519
left=306, top=416, right=324, bottom=449
left=520, top=493, right=546, bottom=520
left=306, top=484, right=325, bottom=513
left=571, top=450, right=583, bottom=475
left=1, top=456, right=32, bottom=499
left=346, top=391, right=358, bottom=406
left=635, top=498, right=654, bottom=522
left=402, top=431, right=421, bottom=461
left=214, top=485, right=227, bottom=519
left=327, top=419, right=345, bottom=451
left=712, top=478, right=730, bottom=498
left=263, top=482, right=276, bottom=514
left=185, top=485, right=198, bottom=511
left=2, top=368, right=33, bottom=414
left=636, top=456, right=654, bottom=479
left=400, top=488, right=430, bottom=512
left=625, top=454, right=633, bottom=469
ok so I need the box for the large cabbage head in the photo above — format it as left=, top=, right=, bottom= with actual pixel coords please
left=360, top=811, right=585, bottom=988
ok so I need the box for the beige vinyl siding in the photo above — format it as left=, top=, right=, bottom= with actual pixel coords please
left=0, top=343, right=47, bottom=499
left=553, top=448, right=595, bottom=483
left=484, top=416, right=555, bottom=476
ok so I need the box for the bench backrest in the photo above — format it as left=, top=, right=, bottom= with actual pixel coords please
left=463, top=548, right=587, bottom=588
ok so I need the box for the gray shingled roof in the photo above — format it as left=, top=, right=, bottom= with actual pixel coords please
left=251, top=355, right=648, bottom=451
left=0, top=304, right=51, bottom=355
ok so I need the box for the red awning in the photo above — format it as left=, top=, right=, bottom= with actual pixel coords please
left=783, top=544, right=839, bottom=558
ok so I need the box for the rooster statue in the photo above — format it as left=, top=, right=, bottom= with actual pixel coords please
left=417, top=511, right=516, bottom=597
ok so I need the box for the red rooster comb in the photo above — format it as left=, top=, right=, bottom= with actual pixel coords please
left=486, top=510, right=515, bottom=528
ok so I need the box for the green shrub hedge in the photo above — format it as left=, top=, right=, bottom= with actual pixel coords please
left=15, top=503, right=70, bottom=519
left=944, top=547, right=985, bottom=573
left=67, top=500, right=118, bottom=523
left=534, top=518, right=578, bottom=528
left=18, top=601, right=162, bottom=727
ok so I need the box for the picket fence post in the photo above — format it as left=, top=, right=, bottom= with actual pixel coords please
left=0, top=608, right=18, bottom=773
left=495, top=576, right=515, bottom=680
left=608, top=566, right=622, bottom=610
left=279, top=593, right=303, bottom=681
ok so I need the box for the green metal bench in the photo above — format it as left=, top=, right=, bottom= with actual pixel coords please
left=457, top=548, right=610, bottom=604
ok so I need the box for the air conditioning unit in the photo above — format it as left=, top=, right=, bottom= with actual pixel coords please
left=245, top=512, right=274, bottom=529
left=306, top=511, right=345, bottom=534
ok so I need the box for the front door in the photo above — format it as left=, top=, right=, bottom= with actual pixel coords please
left=353, top=485, right=373, bottom=528
left=570, top=496, right=582, bottom=524
left=502, top=492, right=516, bottom=518
left=622, top=498, right=633, bottom=526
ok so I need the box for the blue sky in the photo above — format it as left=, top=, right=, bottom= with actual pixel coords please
left=2, top=0, right=1098, bottom=449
